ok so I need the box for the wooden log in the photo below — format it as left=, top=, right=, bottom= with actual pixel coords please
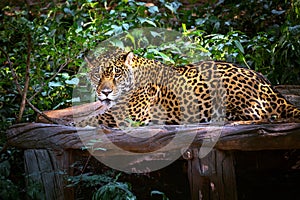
left=7, top=122, right=300, bottom=200
left=7, top=123, right=300, bottom=154
left=275, top=85, right=300, bottom=108
left=37, top=101, right=107, bottom=124
left=24, top=149, right=65, bottom=200
left=184, top=149, right=237, bottom=200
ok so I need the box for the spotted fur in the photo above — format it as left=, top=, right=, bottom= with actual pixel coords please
left=76, top=50, right=300, bottom=127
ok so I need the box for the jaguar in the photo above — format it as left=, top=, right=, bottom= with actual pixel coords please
left=75, top=49, right=300, bottom=128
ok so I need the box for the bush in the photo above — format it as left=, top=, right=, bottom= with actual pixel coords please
left=0, top=0, right=299, bottom=198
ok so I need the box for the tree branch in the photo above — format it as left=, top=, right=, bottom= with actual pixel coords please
left=1, top=43, right=87, bottom=125
left=27, top=100, right=59, bottom=124
left=0, top=46, right=59, bottom=124
left=17, top=34, right=31, bottom=122
left=29, top=47, right=87, bottom=102
left=28, top=59, right=71, bottom=101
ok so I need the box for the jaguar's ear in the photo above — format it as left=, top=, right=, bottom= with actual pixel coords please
left=124, top=52, right=134, bottom=67
left=85, top=57, right=95, bottom=69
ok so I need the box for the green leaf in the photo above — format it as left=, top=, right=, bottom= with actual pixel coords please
left=150, top=31, right=163, bottom=38
left=195, top=18, right=206, bottom=26
left=125, top=33, right=136, bottom=48
left=93, top=182, right=136, bottom=200
left=234, top=40, right=245, bottom=54
left=75, top=26, right=83, bottom=33
left=271, top=9, right=285, bottom=15
left=213, top=21, right=220, bottom=32
left=109, top=39, right=125, bottom=49
left=65, top=78, right=79, bottom=85
left=122, top=23, right=130, bottom=31
left=63, top=8, right=74, bottom=16
left=48, top=81, right=63, bottom=87
left=182, top=23, right=187, bottom=33
left=288, top=25, right=300, bottom=35
left=135, top=2, right=146, bottom=6
left=151, top=190, right=164, bottom=195
left=148, top=6, right=159, bottom=14
left=137, top=17, right=156, bottom=27
left=154, top=50, right=175, bottom=64
left=165, top=1, right=182, bottom=14
left=111, top=25, right=123, bottom=34
left=105, top=30, right=114, bottom=36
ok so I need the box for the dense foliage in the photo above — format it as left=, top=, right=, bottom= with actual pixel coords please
left=0, top=0, right=299, bottom=199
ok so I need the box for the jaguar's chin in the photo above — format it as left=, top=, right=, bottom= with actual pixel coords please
left=100, top=98, right=110, bottom=105
left=100, top=98, right=116, bottom=108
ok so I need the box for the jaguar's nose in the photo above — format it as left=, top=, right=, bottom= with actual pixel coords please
left=101, top=89, right=113, bottom=96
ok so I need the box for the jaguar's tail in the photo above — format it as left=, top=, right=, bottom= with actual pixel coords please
left=294, top=107, right=300, bottom=122
left=285, top=103, right=300, bottom=123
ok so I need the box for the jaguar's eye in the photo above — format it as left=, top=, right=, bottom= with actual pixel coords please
left=115, top=68, right=122, bottom=78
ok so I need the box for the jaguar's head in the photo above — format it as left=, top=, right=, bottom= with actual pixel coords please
left=86, top=52, right=134, bottom=107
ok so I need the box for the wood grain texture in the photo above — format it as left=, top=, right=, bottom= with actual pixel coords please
left=24, top=149, right=65, bottom=200
left=7, top=122, right=300, bottom=153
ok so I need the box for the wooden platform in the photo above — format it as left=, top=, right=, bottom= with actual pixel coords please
left=5, top=85, right=300, bottom=200
left=6, top=122, right=300, bottom=200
